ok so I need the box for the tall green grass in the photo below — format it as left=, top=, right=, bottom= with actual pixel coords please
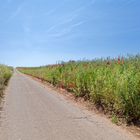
left=19, top=55, right=140, bottom=122
left=0, top=65, right=13, bottom=100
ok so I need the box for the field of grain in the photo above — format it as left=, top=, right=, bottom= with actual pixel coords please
left=0, top=65, right=13, bottom=101
left=19, top=55, right=140, bottom=123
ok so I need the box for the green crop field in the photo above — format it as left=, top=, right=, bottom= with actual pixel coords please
left=0, top=65, right=13, bottom=101
left=19, top=55, right=140, bottom=123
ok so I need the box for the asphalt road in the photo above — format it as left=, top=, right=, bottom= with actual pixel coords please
left=0, top=71, right=137, bottom=140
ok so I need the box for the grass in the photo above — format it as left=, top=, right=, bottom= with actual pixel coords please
left=0, top=65, right=13, bottom=101
left=18, top=55, right=140, bottom=123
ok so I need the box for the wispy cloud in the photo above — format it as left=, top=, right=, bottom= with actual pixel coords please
left=46, top=13, right=79, bottom=33
left=47, top=20, right=86, bottom=38
left=46, top=4, right=86, bottom=34
left=6, top=2, right=25, bottom=23
left=43, top=2, right=90, bottom=39
left=71, top=21, right=85, bottom=28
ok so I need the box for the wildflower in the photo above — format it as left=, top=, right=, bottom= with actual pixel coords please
left=118, top=57, right=121, bottom=64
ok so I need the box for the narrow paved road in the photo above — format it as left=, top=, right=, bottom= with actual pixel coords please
left=0, top=71, right=137, bottom=140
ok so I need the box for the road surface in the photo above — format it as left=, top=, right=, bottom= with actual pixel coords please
left=0, top=71, right=137, bottom=140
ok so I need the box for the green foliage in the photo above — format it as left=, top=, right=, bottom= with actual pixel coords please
left=19, top=55, right=140, bottom=123
left=112, top=114, right=119, bottom=124
left=0, top=65, right=13, bottom=99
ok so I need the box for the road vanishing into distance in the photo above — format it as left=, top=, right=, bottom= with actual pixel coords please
left=0, top=71, right=138, bottom=140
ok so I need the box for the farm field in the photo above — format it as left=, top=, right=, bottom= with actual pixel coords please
left=19, top=55, right=140, bottom=123
left=0, top=65, right=13, bottom=101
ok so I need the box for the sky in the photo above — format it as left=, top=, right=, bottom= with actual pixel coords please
left=0, top=0, right=140, bottom=66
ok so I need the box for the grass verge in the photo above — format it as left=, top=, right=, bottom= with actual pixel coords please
left=18, top=55, right=140, bottom=124
left=0, top=65, right=13, bottom=102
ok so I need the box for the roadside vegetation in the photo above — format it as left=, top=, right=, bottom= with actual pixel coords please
left=18, top=55, right=140, bottom=123
left=0, top=65, right=13, bottom=101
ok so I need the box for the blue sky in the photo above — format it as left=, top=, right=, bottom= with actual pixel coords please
left=0, top=0, right=140, bottom=66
